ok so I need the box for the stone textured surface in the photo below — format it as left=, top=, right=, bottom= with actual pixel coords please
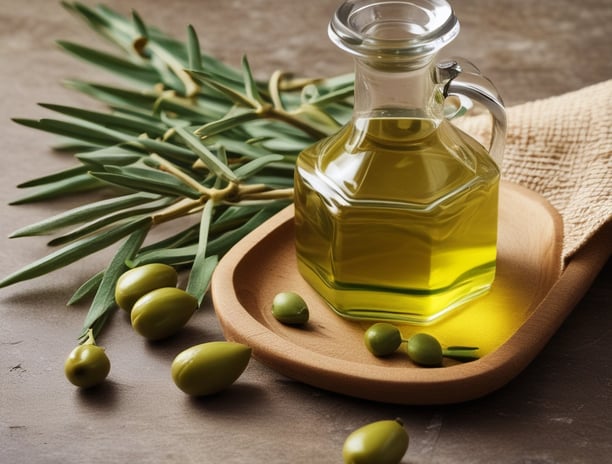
left=1, top=1, right=610, bottom=463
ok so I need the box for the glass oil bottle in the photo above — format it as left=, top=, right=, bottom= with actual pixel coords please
left=294, top=0, right=507, bottom=324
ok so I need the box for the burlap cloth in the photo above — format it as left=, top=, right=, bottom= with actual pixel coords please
left=457, top=79, right=612, bottom=263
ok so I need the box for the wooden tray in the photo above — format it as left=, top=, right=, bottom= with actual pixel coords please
left=211, top=181, right=565, bottom=404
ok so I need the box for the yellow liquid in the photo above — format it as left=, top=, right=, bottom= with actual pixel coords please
left=294, top=117, right=500, bottom=323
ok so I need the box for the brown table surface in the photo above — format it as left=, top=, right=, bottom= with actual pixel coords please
left=1, top=1, right=610, bottom=463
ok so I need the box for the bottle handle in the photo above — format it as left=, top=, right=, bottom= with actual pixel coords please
left=437, top=58, right=507, bottom=167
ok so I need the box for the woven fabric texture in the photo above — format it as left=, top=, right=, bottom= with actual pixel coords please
left=457, top=79, right=611, bottom=261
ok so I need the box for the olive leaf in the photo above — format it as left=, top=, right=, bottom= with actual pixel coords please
left=62, top=2, right=134, bottom=52
left=187, top=24, right=203, bottom=71
left=10, top=192, right=161, bottom=237
left=128, top=242, right=198, bottom=267
left=195, top=108, right=261, bottom=138
left=185, top=200, right=215, bottom=303
left=130, top=138, right=198, bottom=165
left=131, top=10, right=149, bottom=40
left=79, top=222, right=151, bottom=340
left=173, top=126, right=238, bottom=182
left=39, top=103, right=167, bottom=137
left=76, top=147, right=144, bottom=167
left=57, top=40, right=158, bottom=84
left=12, top=117, right=131, bottom=146
left=67, top=270, right=105, bottom=306
left=63, top=80, right=158, bottom=109
left=205, top=205, right=284, bottom=255
left=0, top=217, right=152, bottom=289
left=205, top=135, right=291, bottom=161
left=241, top=55, right=265, bottom=104
left=47, top=197, right=173, bottom=246
left=189, top=69, right=261, bottom=109
left=137, top=223, right=199, bottom=255
left=242, top=175, right=294, bottom=189
left=129, top=203, right=284, bottom=267
left=16, top=165, right=90, bottom=189
left=10, top=173, right=105, bottom=205
left=233, top=154, right=285, bottom=181
left=90, top=166, right=200, bottom=198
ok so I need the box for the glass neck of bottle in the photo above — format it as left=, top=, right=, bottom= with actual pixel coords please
left=352, top=57, right=444, bottom=122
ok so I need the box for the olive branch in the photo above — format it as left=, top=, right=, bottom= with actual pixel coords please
left=1, top=2, right=354, bottom=341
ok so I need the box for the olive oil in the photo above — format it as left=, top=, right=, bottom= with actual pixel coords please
left=294, top=117, right=500, bottom=323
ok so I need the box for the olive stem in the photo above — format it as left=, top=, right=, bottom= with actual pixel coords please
left=145, top=153, right=294, bottom=225
left=268, top=70, right=286, bottom=111
left=260, top=105, right=333, bottom=139
left=441, top=348, right=480, bottom=362
left=151, top=198, right=202, bottom=225
left=151, top=153, right=211, bottom=195
left=191, top=157, right=246, bottom=170
left=152, top=86, right=206, bottom=114
left=150, top=185, right=293, bottom=225
left=400, top=337, right=480, bottom=362
left=137, top=38, right=200, bottom=97
left=82, top=328, right=96, bottom=346
left=239, top=187, right=294, bottom=201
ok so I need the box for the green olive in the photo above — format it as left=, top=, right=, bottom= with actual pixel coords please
left=364, top=323, right=402, bottom=357
left=272, top=291, right=309, bottom=325
left=64, top=343, right=111, bottom=388
left=406, top=333, right=443, bottom=367
left=171, top=341, right=252, bottom=396
left=130, top=287, right=198, bottom=340
left=115, top=263, right=178, bottom=311
left=342, top=418, right=409, bottom=464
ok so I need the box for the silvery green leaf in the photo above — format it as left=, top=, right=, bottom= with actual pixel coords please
left=195, top=109, right=260, bottom=138
left=79, top=222, right=151, bottom=340
left=89, top=167, right=200, bottom=199
left=57, top=40, right=158, bottom=85
left=10, top=192, right=161, bottom=237
left=173, top=126, right=238, bottom=182
left=187, top=24, right=203, bottom=71
left=62, top=2, right=132, bottom=52
left=129, top=243, right=198, bottom=267
left=16, top=165, right=89, bottom=188
left=137, top=223, right=199, bottom=255
left=241, top=55, right=264, bottom=104
left=131, top=137, right=198, bottom=165
left=210, top=135, right=289, bottom=159
left=188, top=69, right=259, bottom=108
left=131, top=10, right=148, bottom=39
left=47, top=197, right=173, bottom=246
left=10, top=173, right=106, bottom=205
left=12, top=117, right=133, bottom=146
left=67, top=270, right=104, bottom=306
left=246, top=175, right=294, bottom=189
left=64, top=80, right=157, bottom=109
left=186, top=200, right=214, bottom=303
left=38, top=103, right=167, bottom=137
left=206, top=206, right=282, bottom=255
left=233, top=154, right=285, bottom=181
left=76, top=147, right=144, bottom=167
left=0, top=217, right=152, bottom=289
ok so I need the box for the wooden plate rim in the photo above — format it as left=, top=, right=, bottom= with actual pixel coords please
left=211, top=181, right=566, bottom=404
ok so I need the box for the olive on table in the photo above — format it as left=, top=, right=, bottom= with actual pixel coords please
left=364, top=323, right=403, bottom=357
left=130, top=287, right=198, bottom=340
left=115, top=263, right=178, bottom=311
left=171, top=341, right=252, bottom=396
left=64, top=332, right=111, bottom=388
left=406, top=333, right=443, bottom=367
left=342, top=418, right=409, bottom=464
left=272, top=291, right=309, bottom=325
